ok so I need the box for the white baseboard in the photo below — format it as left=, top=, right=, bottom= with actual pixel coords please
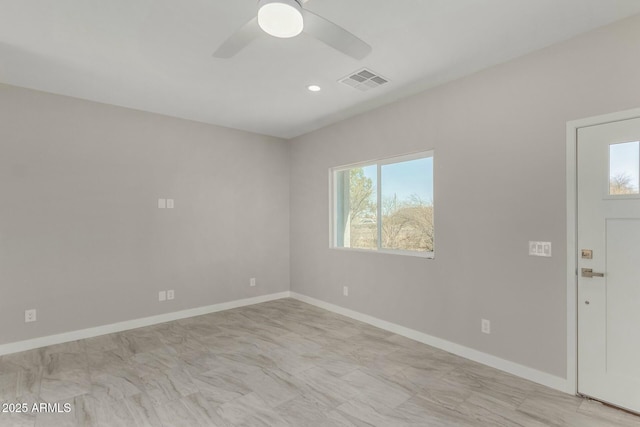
left=0, top=291, right=291, bottom=356
left=290, top=292, right=571, bottom=394
left=2, top=290, right=571, bottom=394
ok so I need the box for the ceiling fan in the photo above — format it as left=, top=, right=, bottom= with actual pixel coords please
left=213, top=0, right=372, bottom=60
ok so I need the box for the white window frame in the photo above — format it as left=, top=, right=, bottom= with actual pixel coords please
left=329, top=150, right=435, bottom=259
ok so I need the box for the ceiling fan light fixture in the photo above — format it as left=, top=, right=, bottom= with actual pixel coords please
left=257, top=0, right=304, bottom=39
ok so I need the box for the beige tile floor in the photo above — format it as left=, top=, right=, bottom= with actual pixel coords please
left=1, top=298, right=638, bottom=426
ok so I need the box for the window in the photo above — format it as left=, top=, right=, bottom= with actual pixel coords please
left=331, top=151, right=434, bottom=257
left=609, top=141, right=639, bottom=195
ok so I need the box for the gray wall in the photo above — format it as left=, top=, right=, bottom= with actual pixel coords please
left=0, top=84, right=290, bottom=345
left=3, top=13, right=640, bottom=379
left=289, top=14, right=640, bottom=377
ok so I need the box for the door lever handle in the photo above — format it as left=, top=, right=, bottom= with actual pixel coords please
left=581, top=268, right=604, bottom=278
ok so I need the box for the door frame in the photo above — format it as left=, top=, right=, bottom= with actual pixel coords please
left=566, top=107, right=640, bottom=396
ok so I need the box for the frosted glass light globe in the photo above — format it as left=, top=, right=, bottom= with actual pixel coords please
left=257, top=0, right=304, bottom=38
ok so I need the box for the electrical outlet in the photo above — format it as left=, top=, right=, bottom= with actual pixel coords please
left=343, top=286, right=349, bottom=297
left=159, top=291, right=166, bottom=302
left=250, top=278, right=256, bottom=287
left=167, top=290, right=174, bottom=300
left=481, top=319, right=491, bottom=334
left=25, top=309, right=37, bottom=323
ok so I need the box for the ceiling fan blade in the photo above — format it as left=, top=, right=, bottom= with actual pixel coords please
left=302, top=9, right=371, bottom=60
left=213, top=17, right=261, bottom=58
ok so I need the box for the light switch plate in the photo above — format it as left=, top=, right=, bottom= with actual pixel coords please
left=167, top=199, right=174, bottom=209
left=158, top=199, right=166, bottom=209
left=167, top=290, right=174, bottom=300
left=529, top=241, right=552, bottom=257
left=159, top=291, right=166, bottom=301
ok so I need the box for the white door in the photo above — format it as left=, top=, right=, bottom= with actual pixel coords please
left=577, top=117, right=640, bottom=414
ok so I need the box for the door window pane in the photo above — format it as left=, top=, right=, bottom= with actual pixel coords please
left=610, top=141, right=639, bottom=195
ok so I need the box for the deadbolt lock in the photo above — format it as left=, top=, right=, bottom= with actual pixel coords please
left=581, top=249, right=593, bottom=259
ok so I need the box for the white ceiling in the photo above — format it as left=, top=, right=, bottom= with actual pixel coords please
left=1, top=0, right=639, bottom=139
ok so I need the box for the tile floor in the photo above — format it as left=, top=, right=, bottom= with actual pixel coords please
left=0, top=298, right=638, bottom=426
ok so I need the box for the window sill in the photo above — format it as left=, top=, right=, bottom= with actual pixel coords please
left=329, top=246, right=434, bottom=259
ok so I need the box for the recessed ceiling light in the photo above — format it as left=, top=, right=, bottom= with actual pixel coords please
left=307, top=85, right=321, bottom=92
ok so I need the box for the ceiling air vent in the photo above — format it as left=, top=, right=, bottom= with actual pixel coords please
left=339, top=68, right=389, bottom=92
